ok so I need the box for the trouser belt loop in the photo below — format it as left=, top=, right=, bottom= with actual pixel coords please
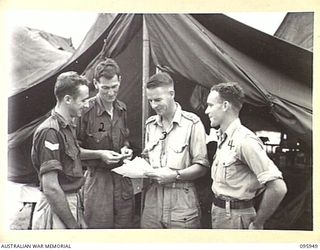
left=213, top=195, right=254, bottom=210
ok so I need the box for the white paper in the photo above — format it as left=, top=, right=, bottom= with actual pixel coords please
left=111, top=157, right=153, bottom=178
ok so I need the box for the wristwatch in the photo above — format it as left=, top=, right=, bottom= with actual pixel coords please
left=175, top=170, right=182, bottom=180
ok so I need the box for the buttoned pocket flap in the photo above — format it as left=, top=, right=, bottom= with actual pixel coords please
left=145, top=140, right=160, bottom=152
left=222, top=156, right=237, bottom=167
left=169, top=143, right=188, bottom=153
left=171, top=209, right=199, bottom=222
left=86, top=131, right=108, bottom=143
left=65, top=144, right=78, bottom=161
left=120, top=128, right=130, bottom=138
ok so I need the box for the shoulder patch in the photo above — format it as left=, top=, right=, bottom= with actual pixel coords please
left=181, top=111, right=200, bottom=123
left=232, top=125, right=258, bottom=154
left=146, top=115, right=157, bottom=125
left=82, top=96, right=96, bottom=113
left=36, top=116, right=60, bottom=133
left=116, top=100, right=127, bottom=110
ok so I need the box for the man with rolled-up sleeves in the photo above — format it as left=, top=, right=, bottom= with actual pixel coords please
left=205, top=82, right=287, bottom=229
left=140, top=72, right=209, bottom=229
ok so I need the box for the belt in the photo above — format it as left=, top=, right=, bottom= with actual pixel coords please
left=151, top=180, right=194, bottom=189
left=212, top=196, right=253, bottom=209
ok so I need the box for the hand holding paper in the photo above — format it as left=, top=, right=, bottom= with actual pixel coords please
left=111, top=157, right=153, bottom=178
left=144, top=167, right=177, bottom=184
left=99, top=150, right=123, bottom=164
left=120, top=146, right=133, bottom=160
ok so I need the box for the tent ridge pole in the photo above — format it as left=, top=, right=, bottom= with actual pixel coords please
left=142, top=15, right=150, bottom=148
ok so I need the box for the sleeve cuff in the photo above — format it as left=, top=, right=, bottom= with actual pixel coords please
left=192, top=158, right=210, bottom=168
left=39, top=159, right=63, bottom=176
left=257, top=170, right=283, bottom=185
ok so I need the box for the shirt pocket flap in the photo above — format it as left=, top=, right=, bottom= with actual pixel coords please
left=65, top=144, right=79, bottom=161
left=222, top=155, right=237, bottom=167
left=120, top=128, right=130, bottom=137
left=169, top=142, right=188, bottom=153
left=145, top=140, right=160, bottom=152
left=86, top=131, right=108, bottom=142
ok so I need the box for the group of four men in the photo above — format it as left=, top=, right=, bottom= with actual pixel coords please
left=31, top=59, right=287, bottom=230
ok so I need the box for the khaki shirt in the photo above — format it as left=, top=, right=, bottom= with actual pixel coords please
left=77, top=96, right=130, bottom=169
left=144, top=103, right=209, bottom=170
left=212, top=118, right=283, bottom=200
left=31, top=110, right=84, bottom=193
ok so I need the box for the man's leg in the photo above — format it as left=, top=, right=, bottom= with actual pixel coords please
left=113, top=174, right=135, bottom=228
left=83, top=168, right=114, bottom=228
left=211, top=203, right=256, bottom=229
left=140, top=184, right=164, bottom=229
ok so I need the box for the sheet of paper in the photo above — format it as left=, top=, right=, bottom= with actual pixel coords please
left=111, top=157, right=153, bottom=178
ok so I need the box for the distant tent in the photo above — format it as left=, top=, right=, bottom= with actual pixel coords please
left=274, top=12, right=313, bottom=52
left=10, top=26, right=75, bottom=97
left=31, top=28, right=75, bottom=53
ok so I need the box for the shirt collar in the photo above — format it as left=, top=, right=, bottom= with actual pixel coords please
left=96, top=95, right=125, bottom=116
left=155, top=103, right=182, bottom=127
left=51, top=109, right=75, bottom=128
left=225, top=118, right=241, bottom=138
left=216, top=118, right=241, bottom=141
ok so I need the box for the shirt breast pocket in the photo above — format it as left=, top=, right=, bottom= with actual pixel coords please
left=169, top=142, right=188, bottom=153
left=168, top=142, right=189, bottom=169
left=221, top=155, right=239, bottom=184
left=145, top=140, right=161, bottom=168
left=86, top=131, right=108, bottom=144
left=120, top=128, right=129, bottom=138
left=64, top=142, right=82, bottom=177
left=214, top=153, right=237, bottom=184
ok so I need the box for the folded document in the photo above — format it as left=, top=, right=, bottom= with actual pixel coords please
left=112, top=157, right=153, bottom=178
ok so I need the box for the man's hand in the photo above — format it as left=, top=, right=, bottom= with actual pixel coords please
left=120, top=146, right=133, bottom=161
left=144, top=168, right=176, bottom=184
left=99, top=150, right=122, bottom=164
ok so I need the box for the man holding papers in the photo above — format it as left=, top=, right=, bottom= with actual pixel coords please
left=77, top=59, right=134, bottom=228
left=140, top=72, right=209, bottom=228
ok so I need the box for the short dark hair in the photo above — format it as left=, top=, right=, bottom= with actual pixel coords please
left=210, top=82, right=245, bottom=109
left=94, top=58, right=121, bottom=80
left=146, top=72, right=174, bottom=89
left=54, top=71, right=88, bottom=102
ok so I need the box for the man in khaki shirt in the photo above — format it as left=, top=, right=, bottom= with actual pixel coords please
left=77, top=59, right=134, bottom=228
left=140, top=72, right=209, bottom=228
left=32, top=72, right=120, bottom=229
left=205, top=82, right=287, bottom=229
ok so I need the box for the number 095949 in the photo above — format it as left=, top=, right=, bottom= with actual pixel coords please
left=300, top=244, right=318, bottom=248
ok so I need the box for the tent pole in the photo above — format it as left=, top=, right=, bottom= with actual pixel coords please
left=142, top=15, right=150, bottom=148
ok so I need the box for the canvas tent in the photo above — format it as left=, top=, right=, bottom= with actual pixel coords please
left=10, top=26, right=75, bottom=97
left=8, top=13, right=313, bottom=229
left=274, top=12, right=313, bottom=52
